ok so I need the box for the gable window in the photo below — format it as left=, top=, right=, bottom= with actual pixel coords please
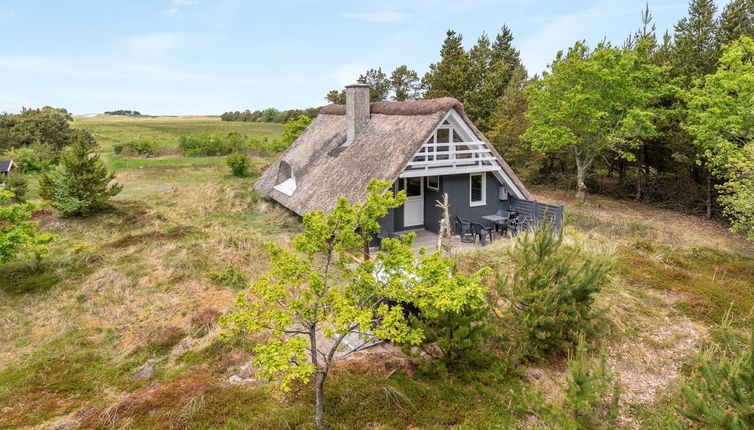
left=273, top=161, right=296, bottom=196
left=427, top=175, right=439, bottom=191
left=469, top=173, right=486, bottom=207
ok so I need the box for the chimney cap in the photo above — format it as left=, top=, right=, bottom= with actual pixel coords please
left=345, top=83, right=370, bottom=88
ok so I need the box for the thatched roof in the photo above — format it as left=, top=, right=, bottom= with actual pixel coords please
left=0, top=160, right=12, bottom=173
left=254, top=98, right=532, bottom=215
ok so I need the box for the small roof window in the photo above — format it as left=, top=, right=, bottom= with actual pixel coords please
left=273, top=161, right=296, bottom=196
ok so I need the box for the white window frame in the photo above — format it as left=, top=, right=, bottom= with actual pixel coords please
left=427, top=175, right=439, bottom=191
left=469, top=172, right=486, bottom=207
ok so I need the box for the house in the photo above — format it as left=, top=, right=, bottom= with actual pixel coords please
left=254, top=84, right=562, bottom=240
left=0, top=160, right=12, bottom=177
left=0, top=160, right=13, bottom=186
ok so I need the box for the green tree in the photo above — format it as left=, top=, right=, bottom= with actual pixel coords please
left=226, top=153, right=251, bottom=177
left=676, top=311, right=754, bottom=429
left=672, top=0, right=720, bottom=85
left=0, top=190, right=56, bottom=264
left=390, top=65, right=420, bottom=101
left=325, top=89, right=345, bottom=104
left=357, top=68, right=391, bottom=102
left=523, top=41, right=662, bottom=199
left=38, top=135, right=122, bottom=217
left=221, top=180, right=487, bottom=428
left=282, top=115, right=312, bottom=146
left=423, top=30, right=473, bottom=100
left=493, top=224, right=611, bottom=360
left=685, top=37, right=754, bottom=243
left=6, top=106, right=77, bottom=152
left=718, top=0, right=754, bottom=45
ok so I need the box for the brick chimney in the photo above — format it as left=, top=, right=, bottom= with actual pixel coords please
left=345, top=83, right=370, bottom=146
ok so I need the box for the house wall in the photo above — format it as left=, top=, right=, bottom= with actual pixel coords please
left=381, top=173, right=515, bottom=235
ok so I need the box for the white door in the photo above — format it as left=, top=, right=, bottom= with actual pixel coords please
left=403, top=177, right=423, bottom=227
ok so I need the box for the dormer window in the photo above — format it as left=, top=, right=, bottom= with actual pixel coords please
left=273, top=161, right=296, bottom=196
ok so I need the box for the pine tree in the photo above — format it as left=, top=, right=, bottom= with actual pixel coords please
left=672, top=0, right=720, bottom=84
left=39, top=134, right=122, bottom=217
left=390, top=65, right=420, bottom=101
left=357, top=68, right=391, bottom=102
left=422, top=30, right=473, bottom=100
left=718, top=0, right=754, bottom=45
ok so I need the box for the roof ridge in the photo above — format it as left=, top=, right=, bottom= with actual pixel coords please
left=319, top=97, right=463, bottom=116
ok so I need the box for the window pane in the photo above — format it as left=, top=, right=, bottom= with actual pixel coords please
left=406, top=177, right=422, bottom=197
left=427, top=176, right=439, bottom=189
left=452, top=129, right=464, bottom=142
left=471, top=175, right=483, bottom=202
left=437, top=128, right=449, bottom=143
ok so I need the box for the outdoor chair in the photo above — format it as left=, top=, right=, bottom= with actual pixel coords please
left=472, top=222, right=495, bottom=246
left=494, top=210, right=512, bottom=236
left=455, top=215, right=475, bottom=243
left=510, top=215, right=529, bottom=236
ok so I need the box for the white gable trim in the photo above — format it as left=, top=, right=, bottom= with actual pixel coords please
left=273, top=176, right=297, bottom=196
left=399, top=109, right=526, bottom=199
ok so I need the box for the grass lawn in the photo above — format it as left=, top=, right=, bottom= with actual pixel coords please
left=1, top=116, right=753, bottom=429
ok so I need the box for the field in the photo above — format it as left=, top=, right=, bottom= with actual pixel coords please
left=1, top=116, right=753, bottom=429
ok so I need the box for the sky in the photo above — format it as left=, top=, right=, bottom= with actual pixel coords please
left=0, top=0, right=730, bottom=115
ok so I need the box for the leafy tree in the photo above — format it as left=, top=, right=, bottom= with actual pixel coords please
left=523, top=41, right=662, bottom=199
left=38, top=135, right=122, bottom=217
left=685, top=37, right=754, bottom=243
left=0, top=190, right=56, bottom=264
left=4, top=107, right=77, bottom=152
left=4, top=173, right=29, bottom=202
left=676, top=311, right=754, bottom=429
left=493, top=224, right=611, bottom=360
left=282, top=115, right=312, bottom=146
left=718, top=0, right=754, bottom=45
left=221, top=180, right=487, bottom=428
left=226, top=153, right=251, bottom=177
left=390, top=65, right=421, bottom=101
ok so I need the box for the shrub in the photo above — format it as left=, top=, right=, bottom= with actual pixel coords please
left=122, top=138, right=158, bottom=157
left=38, top=135, right=122, bottom=217
left=113, top=143, right=124, bottom=154
left=494, top=224, right=610, bottom=360
left=4, top=173, right=29, bottom=202
left=209, top=263, right=249, bottom=289
left=405, top=305, right=493, bottom=373
left=8, top=145, right=55, bottom=173
left=675, top=312, right=754, bottom=429
left=178, top=133, right=233, bottom=157
left=0, top=190, right=56, bottom=264
left=226, top=153, right=251, bottom=177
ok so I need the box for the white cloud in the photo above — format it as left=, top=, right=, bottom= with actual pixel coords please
left=338, top=12, right=410, bottom=24
left=174, top=0, right=200, bottom=5
left=162, top=7, right=181, bottom=18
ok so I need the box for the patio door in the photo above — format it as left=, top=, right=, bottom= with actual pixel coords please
left=403, top=177, right=423, bottom=228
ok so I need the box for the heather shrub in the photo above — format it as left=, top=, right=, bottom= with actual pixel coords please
left=178, top=133, right=233, bottom=156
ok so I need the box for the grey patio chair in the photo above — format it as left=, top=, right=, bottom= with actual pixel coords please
left=472, top=222, right=495, bottom=246
left=494, top=210, right=512, bottom=236
left=455, top=215, right=475, bottom=243
left=511, top=215, right=529, bottom=235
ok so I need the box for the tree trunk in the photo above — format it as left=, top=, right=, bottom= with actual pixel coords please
left=309, top=328, right=326, bottom=429
left=575, top=155, right=587, bottom=200
left=635, top=148, right=643, bottom=201
left=706, top=172, right=713, bottom=220
left=362, top=235, right=370, bottom=261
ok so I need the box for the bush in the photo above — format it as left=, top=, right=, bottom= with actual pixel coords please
left=562, top=339, right=621, bottom=429
left=494, top=224, right=610, bottom=360
left=226, top=153, right=251, bottom=177
left=122, top=138, right=158, bottom=157
left=4, top=173, right=29, bottom=202
left=113, top=143, right=124, bottom=154
left=405, top=305, right=493, bottom=373
left=209, top=263, right=249, bottom=289
left=8, top=145, right=55, bottom=173
left=38, top=135, right=122, bottom=217
left=675, top=312, right=754, bottom=429
left=178, top=133, right=233, bottom=157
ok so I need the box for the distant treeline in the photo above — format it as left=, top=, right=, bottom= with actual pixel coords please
left=105, top=110, right=142, bottom=116
left=220, top=107, right=320, bottom=123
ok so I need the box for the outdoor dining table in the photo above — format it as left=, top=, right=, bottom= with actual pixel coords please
left=481, top=214, right=507, bottom=223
